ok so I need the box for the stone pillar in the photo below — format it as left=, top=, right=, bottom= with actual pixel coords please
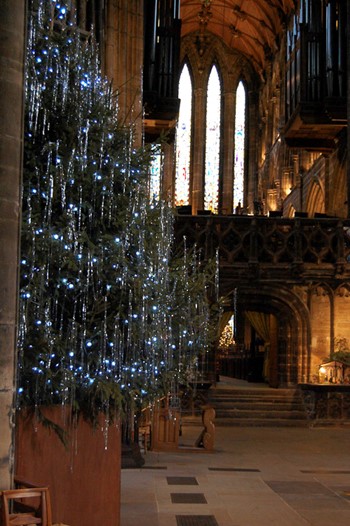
left=162, top=142, right=176, bottom=203
left=268, top=314, right=279, bottom=388
left=105, top=0, right=144, bottom=145
left=347, top=0, right=350, bottom=218
left=221, top=90, right=235, bottom=214
left=247, top=89, right=259, bottom=213
left=192, top=87, right=206, bottom=213
left=0, top=0, right=25, bottom=489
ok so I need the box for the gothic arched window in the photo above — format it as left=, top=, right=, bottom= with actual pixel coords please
left=175, top=58, right=248, bottom=214
left=149, top=147, right=162, bottom=202
left=233, top=81, right=246, bottom=211
left=204, top=65, right=221, bottom=213
left=175, top=63, right=192, bottom=206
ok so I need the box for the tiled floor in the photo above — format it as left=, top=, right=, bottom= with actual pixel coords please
left=121, top=421, right=350, bottom=526
left=121, top=377, right=350, bottom=525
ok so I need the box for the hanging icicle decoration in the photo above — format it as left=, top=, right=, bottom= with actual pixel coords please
left=19, top=0, right=218, bottom=441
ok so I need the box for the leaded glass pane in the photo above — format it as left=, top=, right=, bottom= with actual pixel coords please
left=204, top=66, right=221, bottom=213
left=149, top=148, right=162, bottom=202
left=175, top=64, right=192, bottom=206
left=233, top=81, right=246, bottom=211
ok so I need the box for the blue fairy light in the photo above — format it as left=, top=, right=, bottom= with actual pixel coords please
left=20, top=0, right=214, bottom=432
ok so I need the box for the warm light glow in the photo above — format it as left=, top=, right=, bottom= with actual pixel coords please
left=150, top=148, right=161, bottom=201
left=233, top=81, right=246, bottom=211
left=175, top=63, right=192, bottom=206
left=204, top=65, right=221, bottom=213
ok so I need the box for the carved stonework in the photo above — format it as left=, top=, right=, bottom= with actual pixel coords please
left=328, top=393, right=342, bottom=419
left=301, top=386, right=350, bottom=423
left=335, top=284, right=350, bottom=297
left=342, top=394, right=350, bottom=418
left=315, top=394, right=328, bottom=419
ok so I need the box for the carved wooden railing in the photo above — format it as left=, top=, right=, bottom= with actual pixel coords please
left=174, top=215, right=350, bottom=285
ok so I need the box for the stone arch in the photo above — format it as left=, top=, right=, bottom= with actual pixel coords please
left=334, top=283, right=350, bottom=353
left=330, top=159, right=347, bottom=218
left=306, top=177, right=325, bottom=216
left=227, top=284, right=311, bottom=386
left=308, top=282, right=333, bottom=377
left=179, top=33, right=260, bottom=214
left=286, top=203, right=296, bottom=217
left=180, top=32, right=258, bottom=96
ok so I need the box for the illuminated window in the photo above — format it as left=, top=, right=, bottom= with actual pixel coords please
left=233, top=81, right=246, bottom=211
left=204, top=65, right=221, bottom=213
left=175, top=62, right=247, bottom=214
left=149, top=148, right=162, bottom=202
left=175, top=63, right=192, bottom=206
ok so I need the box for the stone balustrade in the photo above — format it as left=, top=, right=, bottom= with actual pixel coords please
left=175, top=215, right=350, bottom=289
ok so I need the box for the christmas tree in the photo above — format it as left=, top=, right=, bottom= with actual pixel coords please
left=18, top=0, right=215, bottom=430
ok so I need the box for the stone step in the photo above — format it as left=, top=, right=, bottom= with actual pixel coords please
left=208, top=396, right=302, bottom=404
left=210, top=402, right=304, bottom=413
left=208, top=387, right=298, bottom=395
left=213, top=417, right=309, bottom=428
left=214, top=408, right=306, bottom=419
left=181, top=415, right=309, bottom=428
left=196, top=385, right=309, bottom=427
left=208, top=392, right=301, bottom=400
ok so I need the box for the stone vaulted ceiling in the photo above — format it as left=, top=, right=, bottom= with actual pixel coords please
left=180, top=0, right=297, bottom=74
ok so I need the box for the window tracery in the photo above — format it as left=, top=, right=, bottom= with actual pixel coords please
left=175, top=53, right=248, bottom=215
left=204, top=65, right=221, bottom=213
left=175, top=63, right=192, bottom=206
left=234, top=81, right=246, bottom=211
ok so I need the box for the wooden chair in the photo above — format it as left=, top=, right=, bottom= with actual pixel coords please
left=138, top=406, right=152, bottom=453
left=0, top=487, right=52, bottom=526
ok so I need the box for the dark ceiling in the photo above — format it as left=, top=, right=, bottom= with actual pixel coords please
left=180, top=0, right=297, bottom=74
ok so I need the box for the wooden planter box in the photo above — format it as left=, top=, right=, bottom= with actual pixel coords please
left=15, top=406, right=121, bottom=526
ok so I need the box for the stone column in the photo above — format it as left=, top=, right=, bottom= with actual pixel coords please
left=247, top=89, right=259, bottom=212
left=0, top=0, right=25, bottom=489
left=162, top=142, right=176, bottom=203
left=192, top=87, right=206, bottom=213
left=105, top=0, right=144, bottom=145
left=221, top=90, right=235, bottom=214
left=347, top=0, right=350, bottom=218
